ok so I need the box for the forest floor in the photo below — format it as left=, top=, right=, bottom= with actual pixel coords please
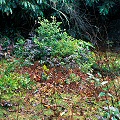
left=0, top=49, right=120, bottom=120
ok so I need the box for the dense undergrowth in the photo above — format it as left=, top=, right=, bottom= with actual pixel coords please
left=13, top=18, right=94, bottom=72
left=0, top=18, right=120, bottom=120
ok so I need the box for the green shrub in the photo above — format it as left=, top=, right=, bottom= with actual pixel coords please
left=14, top=18, right=94, bottom=72
left=34, top=18, right=94, bottom=70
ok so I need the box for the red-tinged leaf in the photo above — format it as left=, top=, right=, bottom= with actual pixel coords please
left=33, top=74, right=37, bottom=79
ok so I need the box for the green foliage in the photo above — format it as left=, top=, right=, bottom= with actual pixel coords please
left=85, top=0, right=100, bottom=6
left=14, top=38, right=26, bottom=58
left=14, top=18, right=94, bottom=71
left=85, top=0, right=116, bottom=15
left=0, top=73, right=30, bottom=99
left=0, top=60, right=34, bottom=101
left=0, top=0, right=119, bottom=45
left=0, top=0, right=73, bottom=17
left=0, top=0, right=43, bottom=16
left=0, top=0, right=118, bottom=44
left=30, top=18, right=93, bottom=71
left=65, top=73, right=81, bottom=84
left=0, top=35, right=10, bottom=49
left=98, top=1, right=115, bottom=15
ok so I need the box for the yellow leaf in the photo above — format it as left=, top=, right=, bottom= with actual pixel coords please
left=42, top=65, right=49, bottom=72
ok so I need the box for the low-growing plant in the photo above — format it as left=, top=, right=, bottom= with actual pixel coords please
left=94, top=52, right=120, bottom=74
left=86, top=50, right=120, bottom=119
left=0, top=73, right=31, bottom=100
left=98, top=80, right=120, bottom=120
left=87, top=72, right=120, bottom=120
left=0, top=60, right=34, bottom=102
left=14, top=38, right=25, bottom=58
left=65, top=73, right=81, bottom=84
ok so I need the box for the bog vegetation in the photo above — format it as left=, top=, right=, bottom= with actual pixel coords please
left=0, top=0, right=120, bottom=120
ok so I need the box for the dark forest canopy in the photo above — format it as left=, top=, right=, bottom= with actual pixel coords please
left=0, top=0, right=120, bottom=44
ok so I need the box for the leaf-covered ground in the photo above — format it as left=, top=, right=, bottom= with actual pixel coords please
left=0, top=51, right=120, bottom=120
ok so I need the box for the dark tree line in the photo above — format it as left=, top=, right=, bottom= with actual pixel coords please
left=0, top=0, right=120, bottom=45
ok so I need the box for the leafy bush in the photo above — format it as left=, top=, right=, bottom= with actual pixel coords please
left=14, top=38, right=40, bottom=66
left=14, top=18, right=94, bottom=71
left=34, top=18, right=94, bottom=70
